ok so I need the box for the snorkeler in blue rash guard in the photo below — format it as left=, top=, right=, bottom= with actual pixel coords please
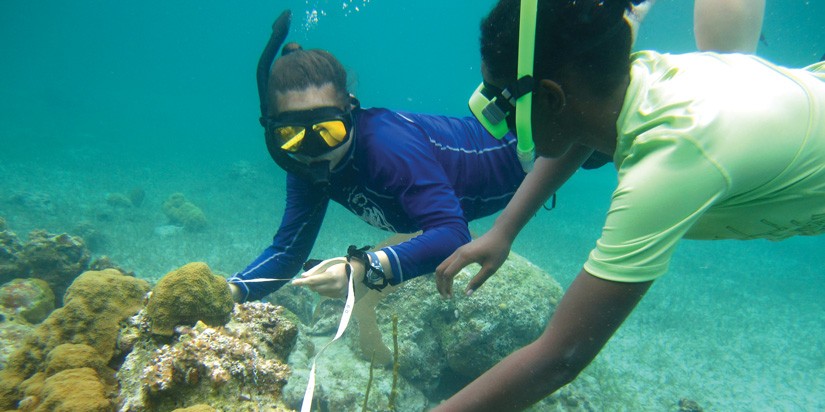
left=229, top=104, right=527, bottom=302
left=225, top=10, right=591, bottom=302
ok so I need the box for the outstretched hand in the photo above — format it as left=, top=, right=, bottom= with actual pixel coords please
left=292, top=259, right=350, bottom=299
left=435, top=231, right=511, bottom=298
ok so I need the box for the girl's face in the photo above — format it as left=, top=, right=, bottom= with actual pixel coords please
left=272, top=84, right=353, bottom=169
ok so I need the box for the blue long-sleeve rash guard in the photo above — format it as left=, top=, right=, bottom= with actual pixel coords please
left=229, top=107, right=526, bottom=301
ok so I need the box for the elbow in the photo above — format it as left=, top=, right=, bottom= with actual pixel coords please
left=540, top=360, right=587, bottom=391
left=555, top=352, right=591, bottom=388
left=530, top=341, right=596, bottom=391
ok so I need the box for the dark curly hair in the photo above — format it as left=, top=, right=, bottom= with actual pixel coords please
left=480, top=0, right=644, bottom=96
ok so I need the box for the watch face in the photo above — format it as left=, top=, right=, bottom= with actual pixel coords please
left=366, top=270, right=382, bottom=283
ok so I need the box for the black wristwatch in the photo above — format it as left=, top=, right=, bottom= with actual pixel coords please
left=346, top=245, right=389, bottom=291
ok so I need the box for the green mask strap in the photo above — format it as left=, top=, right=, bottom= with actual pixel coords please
left=515, top=0, right=538, bottom=172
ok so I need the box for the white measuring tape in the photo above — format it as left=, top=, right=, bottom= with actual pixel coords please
left=297, top=257, right=356, bottom=412
left=231, top=257, right=357, bottom=411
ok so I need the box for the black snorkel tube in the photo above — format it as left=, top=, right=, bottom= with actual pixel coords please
left=256, top=10, right=290, bottom=126
left=257, top=10, right=332, bottom=188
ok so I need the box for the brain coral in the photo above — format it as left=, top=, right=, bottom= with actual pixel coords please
left=162, top=193, right=208, bottom=231
left=37, top=367, right=112, bottom=411
left=17, top=230, right=91, bottom=304
left=146, top=262, right=234, bottom=336
left=0, top=268, right=149, bottom=410
left=0, top=278, right=55, bottom=324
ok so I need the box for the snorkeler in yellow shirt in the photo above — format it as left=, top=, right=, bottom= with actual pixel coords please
left=433, top=0, right=824, bottom=410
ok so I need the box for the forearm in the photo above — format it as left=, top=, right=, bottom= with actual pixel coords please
left=228, top=246, right=302, bottom=302
left=694, top=0, right=765, bottom=53
left=382, top=224, right=471, bottom=283
left=434, top=269, right=651, bottom=411
left=491, top=146, right=592, bottom=241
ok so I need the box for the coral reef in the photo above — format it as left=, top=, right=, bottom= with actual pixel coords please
left=0, top=268, right=149, bottom=410
left=87, top=255, right=135, bottom=277
left=265, top=285, right=316, bottom=326
left=105, top=192, right=134, bottom=208
left=127, top=187, right=146, bottom=207
left=172, top=405, right=217, bottom=412
left=6, top=192, right=55, bottom=214
left=0, top=310, right=35, bottom=370
left=15, top=230, right=91, bottom=304
left=679, top=398, right=705, bottom=412
left=162, top=193, right=207, bottom=232
left=71, top=220, right=107, bottom=252
left=231, top=302, right=299, bottom=362
left=34, top=367, right=114, bottom=412
left=44, top=343, right=110, bottom=377
left=0, top=218, right=23, bottom=281
left=145, top=262, right=234, bottom=336
left=0, top=278, right=55, bottom=324
left=118, top=302, right=297, bottom=412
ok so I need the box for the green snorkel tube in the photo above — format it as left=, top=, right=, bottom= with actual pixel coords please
left=468, top=0, right=538, bottom=173
left=515, top=0, right=537, bottom=173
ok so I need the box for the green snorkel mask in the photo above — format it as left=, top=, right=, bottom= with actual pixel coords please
left=469, top=0, right=538, bottom=173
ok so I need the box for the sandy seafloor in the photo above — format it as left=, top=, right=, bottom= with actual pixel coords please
left=1, top=0, right=824, bottom=410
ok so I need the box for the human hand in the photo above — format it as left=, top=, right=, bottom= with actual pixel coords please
left=228, top=282, right=242, bottom=303
left=292, top=258, right=352, bottom=298
left=435, top=231, right=511, bottom=299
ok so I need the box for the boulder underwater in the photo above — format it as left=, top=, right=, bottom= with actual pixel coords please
left=280, top=251, right=579, bottom=410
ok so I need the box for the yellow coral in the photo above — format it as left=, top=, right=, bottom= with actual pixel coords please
left=146, top=262, right=234, bottom=336
left=45, top=344, right=107, bottom=377
left=162, top=193, right=207, bottom=231
left=38, top=368, right=112, bottom=412
left=0, top=269, right=148, bottom=409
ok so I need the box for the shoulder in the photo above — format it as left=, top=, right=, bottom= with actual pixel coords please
left=357, top=108, right=486, bottom=138
left=352, top=109, right=437, bottom=179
